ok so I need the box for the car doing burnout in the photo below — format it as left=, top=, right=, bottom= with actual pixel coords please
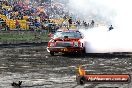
left=47, top=29, right=85, bottom=55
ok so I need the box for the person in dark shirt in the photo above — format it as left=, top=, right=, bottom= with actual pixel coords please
left=91, top=20, right=95, bottom=27
left=109, top=25, right=114, bottom=31
left=68, top=17, right=72, bottom=27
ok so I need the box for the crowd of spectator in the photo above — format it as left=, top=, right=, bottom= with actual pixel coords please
left=0, top=0, right=68, bottom=33
left=0, top=0, right=98, bottom=32
left=75, top=20, right=95, bottom=29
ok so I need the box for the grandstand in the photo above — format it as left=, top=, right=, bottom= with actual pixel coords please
left=0, top=0, right=76, bottom=31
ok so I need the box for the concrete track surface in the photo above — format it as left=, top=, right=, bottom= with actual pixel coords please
left=0, top=44, right=132, bottom=88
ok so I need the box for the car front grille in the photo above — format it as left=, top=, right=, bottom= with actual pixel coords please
left=56, top=42, right=73, bottom=47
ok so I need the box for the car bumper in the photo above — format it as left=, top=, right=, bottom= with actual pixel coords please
left=47, top=47, right=84, bottom=53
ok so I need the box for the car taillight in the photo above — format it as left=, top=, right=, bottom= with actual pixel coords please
left=48, top=42, right=55, bottom=47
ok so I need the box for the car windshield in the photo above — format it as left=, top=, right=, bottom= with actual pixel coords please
left=53, top=31, right=82, bottom=38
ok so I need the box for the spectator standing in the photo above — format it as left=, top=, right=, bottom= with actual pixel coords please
left=90, top=20, right=95, bottom=27
left=76, top=20, right=80, bottom=28
left=34, top=19, right=40, bottom=28
left=15, top=20, right=20, bottom=30
left=68, top=17, right=72, bottom=27
left=6, top=25, right=10, bottom=31
left=109, top=25, right=114, bottom=31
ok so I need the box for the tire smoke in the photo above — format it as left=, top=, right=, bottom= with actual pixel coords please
left=68, top=0, right=132, bottom=53
left=80, top=26, right=132, bottom=53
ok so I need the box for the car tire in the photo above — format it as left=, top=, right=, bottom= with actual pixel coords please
left=50, top=52, right=54, bottom=56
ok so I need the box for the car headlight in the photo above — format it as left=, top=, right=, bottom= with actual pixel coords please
left=50, top=43, right=55, bottom=47
left=74, top=42, right=78, bottom=47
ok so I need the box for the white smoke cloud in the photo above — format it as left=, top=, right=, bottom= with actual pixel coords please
left=68, top=0, right=117, bottom=25
left=68, top=0, right=132, bottom=53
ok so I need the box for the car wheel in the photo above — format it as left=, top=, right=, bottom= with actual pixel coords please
left=50, top=52, right=54, bottom=56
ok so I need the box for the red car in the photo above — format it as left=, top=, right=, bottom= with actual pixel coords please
left=47, top=29, right=85, bottom=55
